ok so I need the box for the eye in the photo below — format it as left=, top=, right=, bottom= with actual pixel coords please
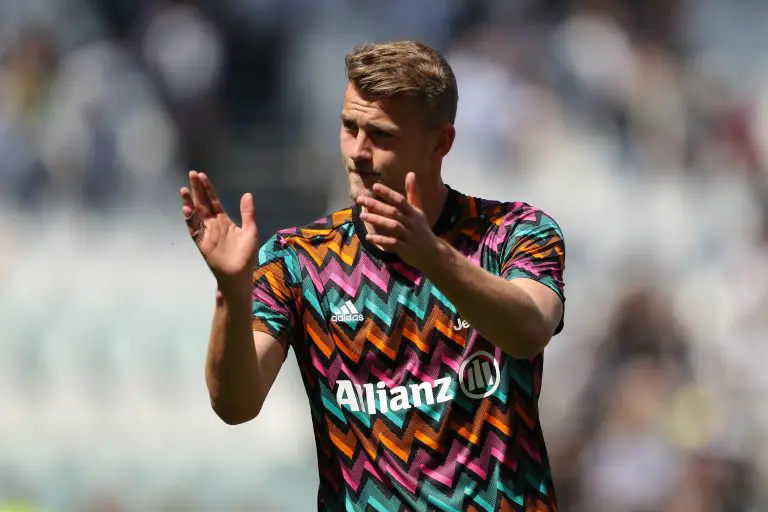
left=372, top=129, right=393, bottom=138
left=342, top=119, right=357, bottom=132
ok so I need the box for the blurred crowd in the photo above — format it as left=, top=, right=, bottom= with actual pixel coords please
left=2, top=0, right=768, bottom=511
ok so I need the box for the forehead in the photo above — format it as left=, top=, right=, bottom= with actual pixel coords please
left=341, top=83, right=422, bottom=127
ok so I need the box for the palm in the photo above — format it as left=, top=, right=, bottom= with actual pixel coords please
left=198, top=212, right=258, bottom=277
left=180, top=171, right=259, bottom=281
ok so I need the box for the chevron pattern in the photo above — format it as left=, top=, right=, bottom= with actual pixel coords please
left=251, top=188, right=566, bottom=511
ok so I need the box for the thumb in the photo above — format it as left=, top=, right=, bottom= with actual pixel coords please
left=405, top=172, right=423, bottom=211
left=240, top=192, right=257, bottom=235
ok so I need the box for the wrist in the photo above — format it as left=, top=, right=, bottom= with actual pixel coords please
left=216, top=274, right=253, bottom=304
left=420, top=237, right=452, bottom=276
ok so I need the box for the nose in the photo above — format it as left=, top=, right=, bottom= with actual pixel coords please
left=349, top=131, right=372, bottom=162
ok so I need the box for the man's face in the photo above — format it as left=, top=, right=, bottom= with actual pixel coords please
left=340, top=83, right=435, bottom=202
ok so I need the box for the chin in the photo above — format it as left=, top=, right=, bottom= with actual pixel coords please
left=348, top=174, right=375, bottom=203
left=349, top=184, right=374, bottom=203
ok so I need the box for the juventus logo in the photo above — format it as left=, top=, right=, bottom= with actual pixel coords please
left=459, top=351, right=500, bottom=399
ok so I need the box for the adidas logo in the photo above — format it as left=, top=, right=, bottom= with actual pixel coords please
left=331, top=300, right=364, bottom=322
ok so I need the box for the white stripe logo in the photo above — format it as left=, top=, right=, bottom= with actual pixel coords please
left=331, top=300, right=364, bottom=322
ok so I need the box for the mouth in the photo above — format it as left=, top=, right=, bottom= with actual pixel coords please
left=349, top=169, right=380, bottom=179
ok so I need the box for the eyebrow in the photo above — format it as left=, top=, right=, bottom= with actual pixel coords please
left=341, top=114, right=398, bottom=133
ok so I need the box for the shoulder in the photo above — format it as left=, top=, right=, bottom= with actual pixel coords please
left=461, top=191, right=563, bottom=233
left=261, top=206, right=355, bottom=251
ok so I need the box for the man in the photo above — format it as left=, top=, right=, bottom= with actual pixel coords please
left=180, top=40, right=566, bottom=512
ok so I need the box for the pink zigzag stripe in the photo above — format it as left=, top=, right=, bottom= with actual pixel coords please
left=382, top=457, right=418, bottom=494
left=386, top=464, right=417, bottom=494
left=340, top=391, right=532, bottom=485
left=315, top=256, right=371, bottom=297
left=321, top=338, right=461, bottom=391
left=345, top=438, right=437, bottom=489
left=491, top=447, right=510, bottom=469
left=360, top=258, right=388, bottom=293
left=508, top=259, right=560, bottom=277
left=390, top=262, right=422, bottom=285
left=369, top=366, right=398, bottom=388
left=440, top=352, right=460, bottom=374
left=340, top=458, right=384, bottom=492
left=297, top=253, right=323, bottom=293
left=456, top=452, right=487, bottom=480
left=419, top=430, right=522, bottom=485
left=519, top=434, right=541, bottom=464
left=311, top=348, right=328, bottom=377
left=324, top=345, right=413, bottom=389
left=404, top=342, right=462, bottom=381
left=518, top=206, right=539, bottom=223
left=421, top=467, right=451, bottom=487
left=253, top=287, right=281, bottom=312
left=423, top=437, right=472, bottom=484
left=325, top=352, right=357, bottom=387
left=405, top=362, right=436, bottom=386
left=487, top=225, right=509, bottom=253
left=500, top=204, right=537, bottom=226
left=329, top=271, right=358, bottom=297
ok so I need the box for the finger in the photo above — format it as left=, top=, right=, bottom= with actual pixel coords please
left=199, top=172, right=225, bottom=216
left=356, top=196, right=401, bottom=220
left=180, top=186, right=194, bottom=217
left=366, top=233, right=400, bottom=249
left=189, top=170, right=213, bottom=218
left=240, top=192, right=258, bottom=235
left=180, top=187, right=202, bottom=230
left=371, top=183, right=409, bottom=211
left=405, top=173, right=423, bottom=211
left=359, top=211, right=405, bottom=237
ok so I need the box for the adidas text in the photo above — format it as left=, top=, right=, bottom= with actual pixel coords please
left=331, top=300, right=364, bottom=322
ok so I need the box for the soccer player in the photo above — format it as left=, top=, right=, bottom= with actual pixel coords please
left=180, top=41, right=566, bottom=512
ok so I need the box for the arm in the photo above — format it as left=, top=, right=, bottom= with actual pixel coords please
left=356, top=174, right=565, bottom=360
left=422, top=242, right=563, bottom=359
left=206, top=233, right=300, bottom=424
left=179, top=172, right=296, bottom=425
left=206, top=284, right=287, bottom=425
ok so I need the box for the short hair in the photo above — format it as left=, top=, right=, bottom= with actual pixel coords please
left=344, top=40, right=458, bottom=126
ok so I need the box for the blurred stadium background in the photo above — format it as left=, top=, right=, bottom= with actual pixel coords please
left=2, top=0, right=768, bottom=510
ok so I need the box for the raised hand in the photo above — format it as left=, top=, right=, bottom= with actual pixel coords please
left=180, top=171, right=259, bottom=292
left=355, top=172, right=441, bottom=270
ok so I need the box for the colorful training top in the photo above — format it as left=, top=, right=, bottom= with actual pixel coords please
left=251, top=185, right=566, bottom=512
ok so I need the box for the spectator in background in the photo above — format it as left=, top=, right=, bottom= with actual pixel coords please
left=0, top=27, right=56, bottom=208
left=553, top=286, right=695, bottom=511
left=138, top=0, right=224, bottom=173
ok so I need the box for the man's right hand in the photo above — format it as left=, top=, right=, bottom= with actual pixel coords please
left=180, top=171, right=259, bottom=294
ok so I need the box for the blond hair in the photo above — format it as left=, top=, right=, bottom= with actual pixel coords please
left=344, top=40, right=458, bottom=125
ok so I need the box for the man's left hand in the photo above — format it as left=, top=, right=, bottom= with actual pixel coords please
left=356, top=172, right=442, bottom=269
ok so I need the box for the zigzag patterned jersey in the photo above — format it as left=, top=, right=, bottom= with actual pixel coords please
left=251, top=185, right=566, bottom=512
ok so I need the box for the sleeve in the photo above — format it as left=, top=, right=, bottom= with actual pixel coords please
left=251, top=233, right=302, bottom=357
left=499, top=205, right=566, bottom=334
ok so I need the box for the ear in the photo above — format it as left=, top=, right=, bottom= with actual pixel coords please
left=433, top=124, right=455, bottom=159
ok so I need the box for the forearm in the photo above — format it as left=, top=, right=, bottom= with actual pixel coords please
left=423, top=241, right=551, bottom=359
left=206, top=283, right=263, bottom=423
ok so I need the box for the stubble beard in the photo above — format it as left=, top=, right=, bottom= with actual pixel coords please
left=348, top=169, right=384, bottom=203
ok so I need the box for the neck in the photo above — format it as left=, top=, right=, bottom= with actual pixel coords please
left=420, top=179, right=450, bottom=229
